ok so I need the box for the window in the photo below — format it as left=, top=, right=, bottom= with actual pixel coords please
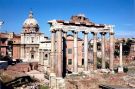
left=31, top=53, right=34, bottom=59
left=27, top=37, right=29, bottom=43
left=82, top=47, right=84, bottom=52
left=68, top=59, right=72, bottom=65
left=68, top=48, right=72, bottom=54
left=31, top=47, right=34, bottom=51
left=31, top=37, right=34, bottom=43
left=45, top=54, right=48, bottom=57
left=44, top=54, right=48, bottom=60
left=82, top=59, right=84, bottom=65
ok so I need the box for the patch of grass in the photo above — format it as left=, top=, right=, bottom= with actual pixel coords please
left=39, top=85, right=49, bottom=89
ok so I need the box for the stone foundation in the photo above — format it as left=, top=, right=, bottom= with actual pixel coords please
left=49, top=73, right=65, bottom=89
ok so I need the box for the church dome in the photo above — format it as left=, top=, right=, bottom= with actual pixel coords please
left=22, top=11, right=39, bottom=33
left=23, top=11, right=39, bottom=28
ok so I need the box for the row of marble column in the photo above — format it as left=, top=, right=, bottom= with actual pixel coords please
left=50, top=29, right=115, bottom=77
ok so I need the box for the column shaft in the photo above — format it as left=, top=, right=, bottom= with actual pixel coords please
left=101, top=32, right=106, bottom=69
left=50, top=30, right=56, bottom=73
left=84, top=32, right=88, bottom=71
left=120, top=42, right=123, bottom=67
left=109, top=32, right=114, bottom=70
left=57, top=30, right=63, bottom=77
left=92, top=32, right=97, bottom=70
left=73, top=31, right=78, bottom=73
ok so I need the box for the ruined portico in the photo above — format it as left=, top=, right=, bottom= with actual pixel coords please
left=48, top=15, right=115, bottom=89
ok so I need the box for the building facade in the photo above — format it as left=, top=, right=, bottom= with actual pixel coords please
left=20, top=11, right=45, bottom=62
left=66, top=35, right=84, bottom=71
left=12, top=33, right=21, bottom=60
left=39, top=37, right=51, bottom=66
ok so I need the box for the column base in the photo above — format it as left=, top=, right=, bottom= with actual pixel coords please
left=118, top=67, right=123, bottom=73
left=110, top=70, right=115, bottom=74
left=72, top=72, right=78, bottom=75
left=83, top=71, right=90, bottom=75
left=50, top=73, right=56, bottom=76
left=56, top=77, right=65, bottom=89
left=49, top=73, right=56, bottom=89
left=101, top=69, right=110, bottom=73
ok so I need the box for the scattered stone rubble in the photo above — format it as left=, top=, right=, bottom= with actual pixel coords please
left=65, top=71, right=133, bottom=89
left=0, top=62, right=49, bottom=89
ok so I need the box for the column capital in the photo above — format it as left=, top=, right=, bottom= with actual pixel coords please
left=91, top=32, right=97, bottom=35
left=55, top=28, right=63, bottom=31
left=72, top=30, right=78, bottom=33
left=50, top=29, right=56, bottom=33
left=119, top=40, right=124, bottom=43
left=109, top=32, right=115, bottom=35
left=100, top=32, right=106, bottom=35
left=82, top=31, right=89, bottom=34
left=63, top=31, right=67, bottom=33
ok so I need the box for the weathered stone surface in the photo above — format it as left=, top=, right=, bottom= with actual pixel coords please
left=65, top=73, right=131, bottom=89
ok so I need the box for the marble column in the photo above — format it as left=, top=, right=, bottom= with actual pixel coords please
left=50, top=30, right=56, bottom=73
left=50, top=30, right=57, bottom=89
left=92, top=32, right=97, bottom=70
left=73, top=31, right=78, bottom=73
left=118, top=42, right=123, bottom=72
left=100, top=32, right=106, bottom=69
left=83, top=31, right=88, bottom=71
left=56, top=29, right=63, bottom=77
left=120, top=42, right=123, bottom=67
left=109, top=32, right=114, bottom=70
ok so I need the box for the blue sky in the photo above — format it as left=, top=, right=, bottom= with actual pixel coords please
left=0, top=0, right=134, bottom=38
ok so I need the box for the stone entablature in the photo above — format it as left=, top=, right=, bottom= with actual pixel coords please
left=48, top=20, right=114, bottom=34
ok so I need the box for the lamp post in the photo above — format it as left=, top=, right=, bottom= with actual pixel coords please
left=0, top=20, right=4, bottom=55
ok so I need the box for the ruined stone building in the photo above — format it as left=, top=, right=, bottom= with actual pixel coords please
left=49, top=14, right=115, bottom=89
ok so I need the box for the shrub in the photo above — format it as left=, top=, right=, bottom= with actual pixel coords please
left=114, top=66, right=128, bottom=73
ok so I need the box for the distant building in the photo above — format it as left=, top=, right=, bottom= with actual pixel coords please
left=0, top=32, right=21, bottom=59
left=0, top=32, right=14, bottom=57
left=39, top=37, right=51, bottom=66
left=12, top=33, right=21, bottom=60
left=20, top=11, right=51, bottom=64
left=0, top=33, right=9, bottom=56
left=66, top=34, right=84, bottom=71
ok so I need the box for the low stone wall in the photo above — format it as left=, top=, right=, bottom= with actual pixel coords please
left=6, top=62, right=38, bottom=72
